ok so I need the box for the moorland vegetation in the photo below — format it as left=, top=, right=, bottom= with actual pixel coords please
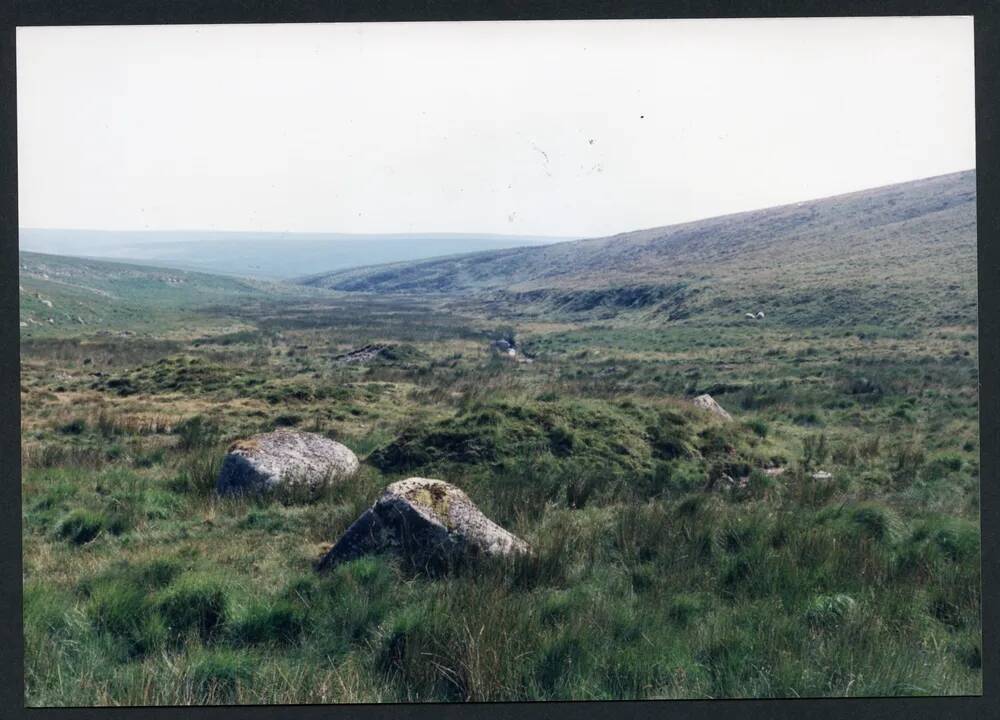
left=20, top=171, right=981, bottom=704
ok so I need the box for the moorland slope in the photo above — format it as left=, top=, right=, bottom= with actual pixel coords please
left=19, top=230, right=568, bottom=281
left=17, top=251, right=312, bottom=336
left=301, top=171, right=976, bottom=327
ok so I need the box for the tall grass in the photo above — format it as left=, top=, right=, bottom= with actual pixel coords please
left=20, top=283, right=982, bottom=704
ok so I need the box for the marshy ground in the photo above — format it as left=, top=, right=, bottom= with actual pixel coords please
left=20, top=282, right=982, bottom=704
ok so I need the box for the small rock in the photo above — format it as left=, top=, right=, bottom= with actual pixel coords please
left=692, top=393, right=733, bottom=421
left=318, top=477, right=529, bottom=572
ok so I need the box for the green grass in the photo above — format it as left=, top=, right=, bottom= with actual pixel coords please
left=54, top=509, right=106, bottom=545
left=19, top=191, right=982, bottom=704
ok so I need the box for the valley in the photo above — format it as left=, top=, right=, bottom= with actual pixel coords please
left=20, top=171, right=982, bottom=704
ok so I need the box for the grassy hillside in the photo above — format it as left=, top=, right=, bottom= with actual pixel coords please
left=18, top=252, right=319, bottom=338
left=302, top=171, right=976, bottom=327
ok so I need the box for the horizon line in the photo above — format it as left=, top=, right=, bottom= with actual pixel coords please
left=18, top=168, right=975, bottom=242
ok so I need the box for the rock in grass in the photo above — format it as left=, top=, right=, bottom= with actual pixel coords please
left=216, top=429, right=359, bottom=495
left=317, top=477, right=529, bottom=571
left=692, top=393, right=733, bottom=421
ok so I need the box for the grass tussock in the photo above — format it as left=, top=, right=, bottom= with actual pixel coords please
left=20, top=257, right=981, bottom=704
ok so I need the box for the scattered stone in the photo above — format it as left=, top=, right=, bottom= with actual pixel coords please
left=489, top=338, right=525, bottom=362
left=317, top=477, right=529, bottom=571
left=763, top=467, right=786, bottom=477
left=333, top=344, right=388, bottom=364
left=692, top=393, right=733, bottom=421
left=718, top=473, right=750, bottom=490
left=40, top=298, right=53, bottom=308
left=811, top=471, right=833, bottom=481
left=216, top=429, right=360, bottom=495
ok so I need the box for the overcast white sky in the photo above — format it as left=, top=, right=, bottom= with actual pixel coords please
left=16, top=17, right=975, bottom=238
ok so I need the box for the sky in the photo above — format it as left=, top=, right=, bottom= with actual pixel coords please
left=16, top=17, right=976, bottom=239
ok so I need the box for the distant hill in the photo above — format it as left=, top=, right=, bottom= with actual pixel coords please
left=18, top=251, right=312, bottom=336
left=18, top=230, right=570, bottom=280
left=299, top=171, right=977, bottom=328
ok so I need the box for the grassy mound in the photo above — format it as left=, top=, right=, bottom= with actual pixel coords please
left=370, top=399, right=660, bottom=476
left=367, top=397, right=774, bottom=520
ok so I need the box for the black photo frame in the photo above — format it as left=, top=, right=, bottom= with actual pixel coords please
left=1, top=2, right=996, bottom=719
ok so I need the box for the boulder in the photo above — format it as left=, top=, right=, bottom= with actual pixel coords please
left=692, top=393, right=733, bottom=421
left=317, top=477, right=529, bottom=571
left=216, top=429, right=359, bottom=495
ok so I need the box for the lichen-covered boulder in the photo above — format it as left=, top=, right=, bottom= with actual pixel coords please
left=317, top=477, right=529, bottom=571
left=692, top=393, right=733, bottom=421
left=216, top=429, right=359, bottom=495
